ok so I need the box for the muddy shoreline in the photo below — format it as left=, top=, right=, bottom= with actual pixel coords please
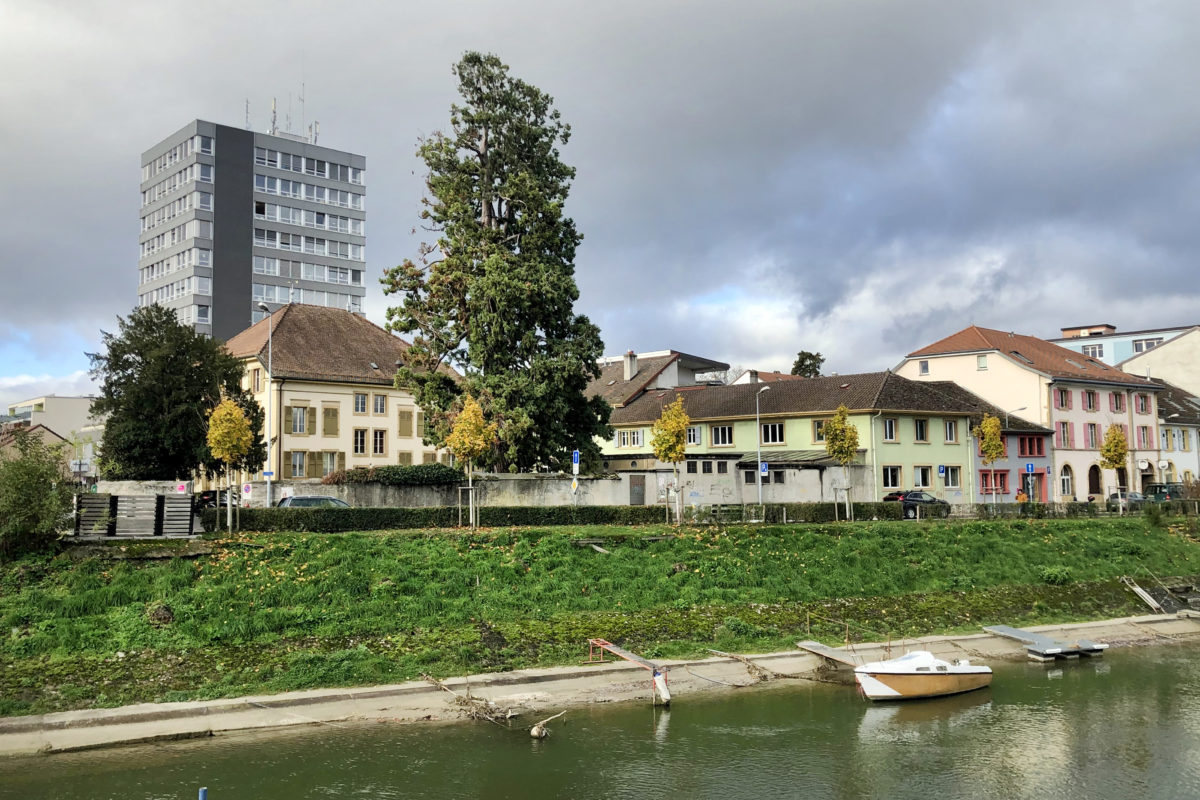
left=3, top=612, right=1198, bottom=758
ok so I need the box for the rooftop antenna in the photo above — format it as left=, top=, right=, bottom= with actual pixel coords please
left=244, top=99, right=251, bottom=130
left=299, top=81, right=306, bottom=138
left=311, top=120, right=320, bottom=145
left=270, top=98, right=277, bottom=136
left=286, top=92, right=293, bottom=133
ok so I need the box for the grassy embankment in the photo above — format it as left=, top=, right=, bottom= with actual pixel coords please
left=2, top=517, right=1199, bottom=717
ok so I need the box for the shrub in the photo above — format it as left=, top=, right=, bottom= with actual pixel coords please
left=1143, top=503, right=1167, bottom=528
left=1040, top=565, right=1073, bottom=585
left=323, top=463, right=463, bottom=487
left=0, top=429, right=74, bottom=559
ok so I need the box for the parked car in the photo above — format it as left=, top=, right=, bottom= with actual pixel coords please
left=195, top=490, right=242, bottom=509
left=1144, top=483, right=1185, bottom=503
left=275, top=495, right=350, bottom=508
left=1105, top=491, right=1145, bottom=511
left=884, top=490, right=949, bottom=518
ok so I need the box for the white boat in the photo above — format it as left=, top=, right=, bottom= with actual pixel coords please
left=853, top=650, right=992, bottom=701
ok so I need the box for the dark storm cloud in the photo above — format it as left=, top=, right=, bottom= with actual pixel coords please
left=2, top=0, right=1199, bottom=406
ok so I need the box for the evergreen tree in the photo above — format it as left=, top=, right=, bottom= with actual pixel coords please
left=791, top=351, right=824, bottom=377
left=382, top=52, right=610, bottom=472
left=88, top=305, right=265, bottom=480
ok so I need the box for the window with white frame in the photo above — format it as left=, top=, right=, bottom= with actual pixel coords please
left=1082, top=344, right=1103, bottom=359
left=686, top=426, right=701, bottom=446
left=373, top=429, right=386, bottom=455
left=1133, top=337, right=1163, bottom=353
left=944, top=465, right=961, bottom=489
left=711, top=425, right=733, bottom=446
left=1084, top=390, right=1098, bottom=411
left=883, top=418, right=897, bottom=442
left=290, top=450, right=306, bottom=478
left=1060, top=465, right=1074, bottom=498
left=918, top=360, right=930, bottom=376
left=291, top=406, right=307, bottom=434
left=321, top=452, right=338, bottom=476
left=1111, top=392, right=1125, bottom=412
left=914, top=419, right=929, bottom=442
left=913, top=466, right=932, bottom=488
left=882, top=465, right=900, bottom=489
left=373, top=394, right=386, bottom=414
left=353, top=429, right=366, bottom=455
left=812, top=419, right=827, bottom=442
left=354, top=393, right=367, bottom=414
left=977, top=355, right=988, bottom=370
left=616, top=429, right=644, bottom=448
left=1136, top=393, right=1150, bottom=414
left=944, top=420, right=958, bottom=443
left=761, top=422, right=784, bottom=444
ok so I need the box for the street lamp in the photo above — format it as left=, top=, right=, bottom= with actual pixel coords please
left=756, top=385, right=770, bottom=507
left=257, top=302, right=274, bottom=507
left=1004, top=406, right=1027, bottom=429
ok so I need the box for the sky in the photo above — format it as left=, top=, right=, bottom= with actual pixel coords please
left=3, top=0, right=1199, bottom=411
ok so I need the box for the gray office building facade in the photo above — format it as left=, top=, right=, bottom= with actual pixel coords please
left=138, top=120, right=366, bottom=340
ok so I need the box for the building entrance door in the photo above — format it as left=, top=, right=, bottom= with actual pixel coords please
left=629, top=474, right=645, bottom=506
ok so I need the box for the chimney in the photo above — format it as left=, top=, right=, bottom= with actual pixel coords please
left=748, top=370, right=759, bottom=383
left=623, top=350, right=638, bottom=381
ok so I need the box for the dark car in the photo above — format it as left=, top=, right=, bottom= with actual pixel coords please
left=882, top=490, right=910, bottom=502
left=275, top=495, right=350, bottom=508
left=1144, top=483, right=1185, bottom=503
left=195, top=490, right=242, bottom=509
left=885, top=490, right=949, bottom=519
left=1105, top=491, right=1145, bottom=511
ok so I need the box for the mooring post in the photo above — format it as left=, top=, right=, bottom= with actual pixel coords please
left=199, top=788, right=208, bottom=800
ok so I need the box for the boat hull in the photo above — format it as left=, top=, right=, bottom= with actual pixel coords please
left=855, top=670, right=992, bottom=701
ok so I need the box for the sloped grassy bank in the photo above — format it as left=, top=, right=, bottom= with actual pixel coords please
left=3, top=518, right=1198, bottom=717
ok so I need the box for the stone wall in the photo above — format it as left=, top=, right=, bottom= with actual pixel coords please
left=96, top=480, right=193, bottom=497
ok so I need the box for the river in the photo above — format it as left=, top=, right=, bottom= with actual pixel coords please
left=2, top=641, right=1199, bottom=799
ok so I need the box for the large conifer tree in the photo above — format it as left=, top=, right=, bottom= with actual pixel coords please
left=383, top=52, right=610, bottom=472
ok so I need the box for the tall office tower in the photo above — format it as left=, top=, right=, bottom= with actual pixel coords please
left=138, top=120, right=366, bottom=340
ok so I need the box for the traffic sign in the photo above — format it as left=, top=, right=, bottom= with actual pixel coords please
left=760, top=461, right=768, bottom=475
left=263, top=470, right=274, bottom=478
left=1025, top=463, right=1034, bottom=474
left=571, top=478, right=578, bottom=493
left=571, top=449, right=580, bottom=465
left=938, top=465, right=945, bottom=476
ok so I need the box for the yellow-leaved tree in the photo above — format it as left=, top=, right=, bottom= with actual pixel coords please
left=823, top=405, right=859, bottom=520
left=650, top=397, right=690, bottom=524
left=1099, top=424, right=1130, bottom=512
left=207, top=398, right=253, bottom=531
left=973, top=413, right=1004, bottom=510
left=446, top=395, right=497, bottom=528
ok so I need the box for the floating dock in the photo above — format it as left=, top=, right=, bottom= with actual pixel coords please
left=982, top=625, right=1108, bottom=661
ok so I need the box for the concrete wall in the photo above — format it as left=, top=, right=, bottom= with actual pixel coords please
left=97, top=480, right=193, bottom=496
left=244, top=474, right=630, bottom=508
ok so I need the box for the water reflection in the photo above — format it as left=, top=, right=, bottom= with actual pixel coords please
left=3, top=644, right=1200, bottom=799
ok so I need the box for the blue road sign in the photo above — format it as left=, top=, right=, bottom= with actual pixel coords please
left=263, top=471, right=274, bottom=478
left=938, top=464, right=945, bottom=476
left=760, top=461, right=768, bottom=475
left=572, top=450, right=580, bottom=465
left=1025, top=463, right=1034, bottom=474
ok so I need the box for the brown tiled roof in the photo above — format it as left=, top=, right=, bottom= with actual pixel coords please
left=907, top=325, right=1158, bottom=387
left=224, top=305, right=458, bottom=386
left=923, top=382, right=1051, bottom=433
left=611, top=371, right=983, bottom=425
left=1150, top=378, right=1200, bottom=426
left=585, top=354, right=679, bottom=408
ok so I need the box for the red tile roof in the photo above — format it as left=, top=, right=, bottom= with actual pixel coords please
left=907, top=325, right=1158, bottom=387
left=224, top=305, right=458, bottom=386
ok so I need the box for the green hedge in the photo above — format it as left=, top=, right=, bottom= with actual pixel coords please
left=974, top=502, right=1100, bottom=519
left=321, top=463, right=463, bottom=486
left=201, top=504, right=664, bottom=532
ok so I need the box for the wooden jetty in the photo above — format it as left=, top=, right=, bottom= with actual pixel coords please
left=586, top=638, right=671, bottom=704
left=795, top=640, right=860, bottom=668
left=983, top=625, right=1108, bottom=662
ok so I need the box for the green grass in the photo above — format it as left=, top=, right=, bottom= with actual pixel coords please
left=2, top=517, right=1198, bottom=716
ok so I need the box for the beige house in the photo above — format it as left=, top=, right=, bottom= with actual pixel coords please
left=225, top=305, right=452, bottom=484
left=1120, top=326, right=1200, bottom=397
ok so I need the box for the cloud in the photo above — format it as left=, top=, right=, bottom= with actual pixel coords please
left=0, top=370, right=98, bottom=413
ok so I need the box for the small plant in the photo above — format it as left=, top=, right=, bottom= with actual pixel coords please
left=1040, top=565, right=1073, bottom=585
left=1143, top=503, right=1167, bottom=528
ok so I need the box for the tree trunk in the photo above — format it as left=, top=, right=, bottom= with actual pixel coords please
left=226, top=465, right=233, bottom=532
left=468, top=461, right=475, bottom=528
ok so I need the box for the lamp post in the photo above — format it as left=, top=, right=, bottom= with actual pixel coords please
left=257, top=302, right=274, bottom=507
left=756, top=385, right=770, bottom=507
left=1004, top=406, right=1027, bottom=429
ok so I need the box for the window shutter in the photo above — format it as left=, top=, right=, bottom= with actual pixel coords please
left=284, top=406, right=293, bottom=433
left=1069, top=423, right=1076, bottom=448
left=397, top=409, right=413, bottom=437
left=324, top=407, right=339, bottom=436
left=1055, top=425, right=1062, bottom=448
left=283, top=451, right=293, bottom=478
left=416, top=411, right=426, bottom=438
left=337, top=452, right=346, bottom=471
left=1108, top=392, right=1115, bottom=412
left=307, top=451, right=321, bottom=477
left=1066, top=390, right=1073, bottom=410
left=423, top=452, right=437, bottom=464
left=397, top=451, right=413, bottom=465
left=307, top=407, right=317, bottom=437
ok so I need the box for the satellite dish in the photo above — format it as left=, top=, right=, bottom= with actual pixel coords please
left=1137, top=459, right=1150, bottom=470
left=1158, top=460, right=1169, bottom=470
